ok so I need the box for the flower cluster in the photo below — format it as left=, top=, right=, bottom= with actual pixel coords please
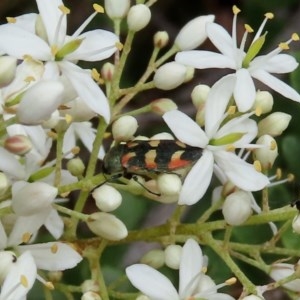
left=0, top=0, right=300, bottom=299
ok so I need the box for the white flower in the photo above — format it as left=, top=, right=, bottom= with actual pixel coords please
left=0, top=0, right=119, bottom=123
left=175, top=6, right=300, bottom=112
left=126, top=238, right=235, bottom=300
left=163, top=107, right=269, bottom=205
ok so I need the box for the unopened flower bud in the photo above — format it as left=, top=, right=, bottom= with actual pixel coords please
left=241, top=296, right=264, bottom=300
left=292, top=214, right=300, bottom=234
left=12, top=181, right=57, bottom=216
left=157, top=174, right=182, bottom=196
left=254, top=135, right=278, bottom=170
left=48, top=271, right=63, bottom=282
left=154, top=62, right=187, bottom=90
left=0, top=251, right=16, bottom=284
left=253, top=90, right=273, bottom=114
left=4, top=135, right=32, bottom=155
left=0, top=56, right=17, bottom=87
left=81, top=291, right=102, bottom=300
left=81, top=279, right=100, bottom=293
left=105, top=0, right=130, bottom=19
left=270, top=263, right=300, bottom=292
left=150, top=132, right=174, bottom=140
left=153, top=31, right=169, bottom=48
left=127, top=4, right=151, bottom=32
left=101, top=62, right=115, bottom=82
left=42, top=110, right=60, bottom=129
left=0, top=172, right=9, bottom=196
left=222, top=191, right=252, bottom=225
left=112, top=115, right=138, bottom=142
left=67, top=157, right=85, bottom=176
left=92, top=185, right=122, bottom=212
left=87, top=212, right=128, bottom=241
left=150, top=98, right=177, bottom=115
left=258, top=112, right=291, bottom=137
left=164, top=244, right=182, bottom=270
left=184, top=66, right=194, bottom=83
left=175, top=15, right=215, bottom=50
left=17, top=80, right=64, bottom=125
left=191, top=84, right=210, bottom=108
left=140, top=249, right=165, bottom=269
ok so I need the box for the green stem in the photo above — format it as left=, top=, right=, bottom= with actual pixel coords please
left=54, top=130, right=65, bottom=187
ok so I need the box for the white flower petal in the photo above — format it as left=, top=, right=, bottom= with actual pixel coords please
left=205, top=75, right=236, bottom=138
left=234, top=68, right=256, bottom=112
left=67, top=30, right=118, bottom=61
left=14, top=13, right=38, bottom=33
left=59, top=61, right=111, bottom=123
left=207, top=293, right=235, bottom=300
left=0, top=148, right=26, bottom=179
left=214, top=151, right=269, bottom=191
left=18, top=242, right=82, bottom=271
left=0, top=251, right=36, bottom=300
left=252, top=69, right=300, bottom=102
left=163, top=110, right=208, bottom=147
left=176, top=51, right=235, bottom=69
left=179, top=239, right=203, bottom=298
left=0, top=221, right=8, bottom=249
left=44, top=209, right=64, bottom=239
left=179, top=150, right=214, bottom=205
left=0, top=24, right=51, bottom=60
left=36, top=0, right=65, bottom=46
left=126, top=264, right=179, bottom=300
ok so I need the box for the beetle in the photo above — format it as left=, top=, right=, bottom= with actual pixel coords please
left=102, top=139, right=203, bottom=178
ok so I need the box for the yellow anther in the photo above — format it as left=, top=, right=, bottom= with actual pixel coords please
left=225, top=277, right=237, bottom=285
left=227, top=105, right=236, bottom=115
left=226, top=144, right=235, bottom=152
left=51, top=243, right=58, bottom=254
left=255, top=106, right=262, bottom=117
left=253, top=160, right=262, bottom=172
left=287, top=173, right=295, bottom=182
left=92, top=68, right=100, bottom=80
left=244, top=24, right=254, bottom=33
left=65, top=114, right=73, bottom=124
left=270, top=140, right=277, bottom=151
left=279, top=42, right=289, bottom=50
left=45, top=281, right=55, bottom=290
left=24, top=76, right=36, bottom=83
left=265, top=12, right=274, bottom=19
left=292, top=33, right=300, bottom=41
left=47, top=130, right=58, bottom=139
left=59, top=5, right=70, bottom=15
left=201, top=266, right=207, bottom=273
left=276, top=168, right=282, bottom=179
left=22, top=232, right=32, bottom=243
left=20, top=275, right=29, bottom=287
left=93, top=3, right=104, bottom=13
left=232, top=5, right=241, bottom=15
left=116, top=41, right=124, bottom=51
left=6, top=17, right=16, bottom=23
left=71, top=146, right=80, bottom=155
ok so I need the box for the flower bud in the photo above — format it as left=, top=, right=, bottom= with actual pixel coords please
left=150, top=132, right=174, bottom=140
left=81, top=291, right=102, bottom=300
left=101, top=62, right=115, bottom=82
left=253, top=90, right=273, bottom=114
left=0, top=56, right=17, bottom=87
left=4, top=135, right=32, bottom=155
left=292, top=214, right=300, bottom=234
left=175, top=15, right=215, bottom=50
left=0, top=251, right=16, bottom=284
left=42, top=110, right=60, bottom=128
left=153, top=31, right=169, bottom=48
left=140, top=249, right=165, bottom=269
left=258, top=112, right=291, bottom=137
left=154, top=62, right=187, bottom=90
left=12, top=181, right=57, bottom=216
left=92, top=185, right=122, bottom=212
left=0, top=172, right=9, bottom=196
left=81, top=279, right=99, bottom=293
left=164, top=244, right=182, bottom=270
left=127, top=4, right=151, bottom=32
left=157, top=174, right=182, bottom=196
left=184, top=66, right=194, bottom=83
left=112, top=115, right=138, bottom=142
left=150, top=98, right=177, bottom=115
left=104, top=0, right=130, bottom=19
left=87, top=212, right=128, bottom=241
left=270, top=263, right=300, bottom=292
left=67, top=157, right=85, bottom=177
left=241, top=296, right=264, bottom=300
left=191, top=84, right=210, bottom=109
left=16, top=80, right=64, bottom=125
left=253, top=135, right=278, bottom=170
left=222, top=191, right=252, bottom=225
